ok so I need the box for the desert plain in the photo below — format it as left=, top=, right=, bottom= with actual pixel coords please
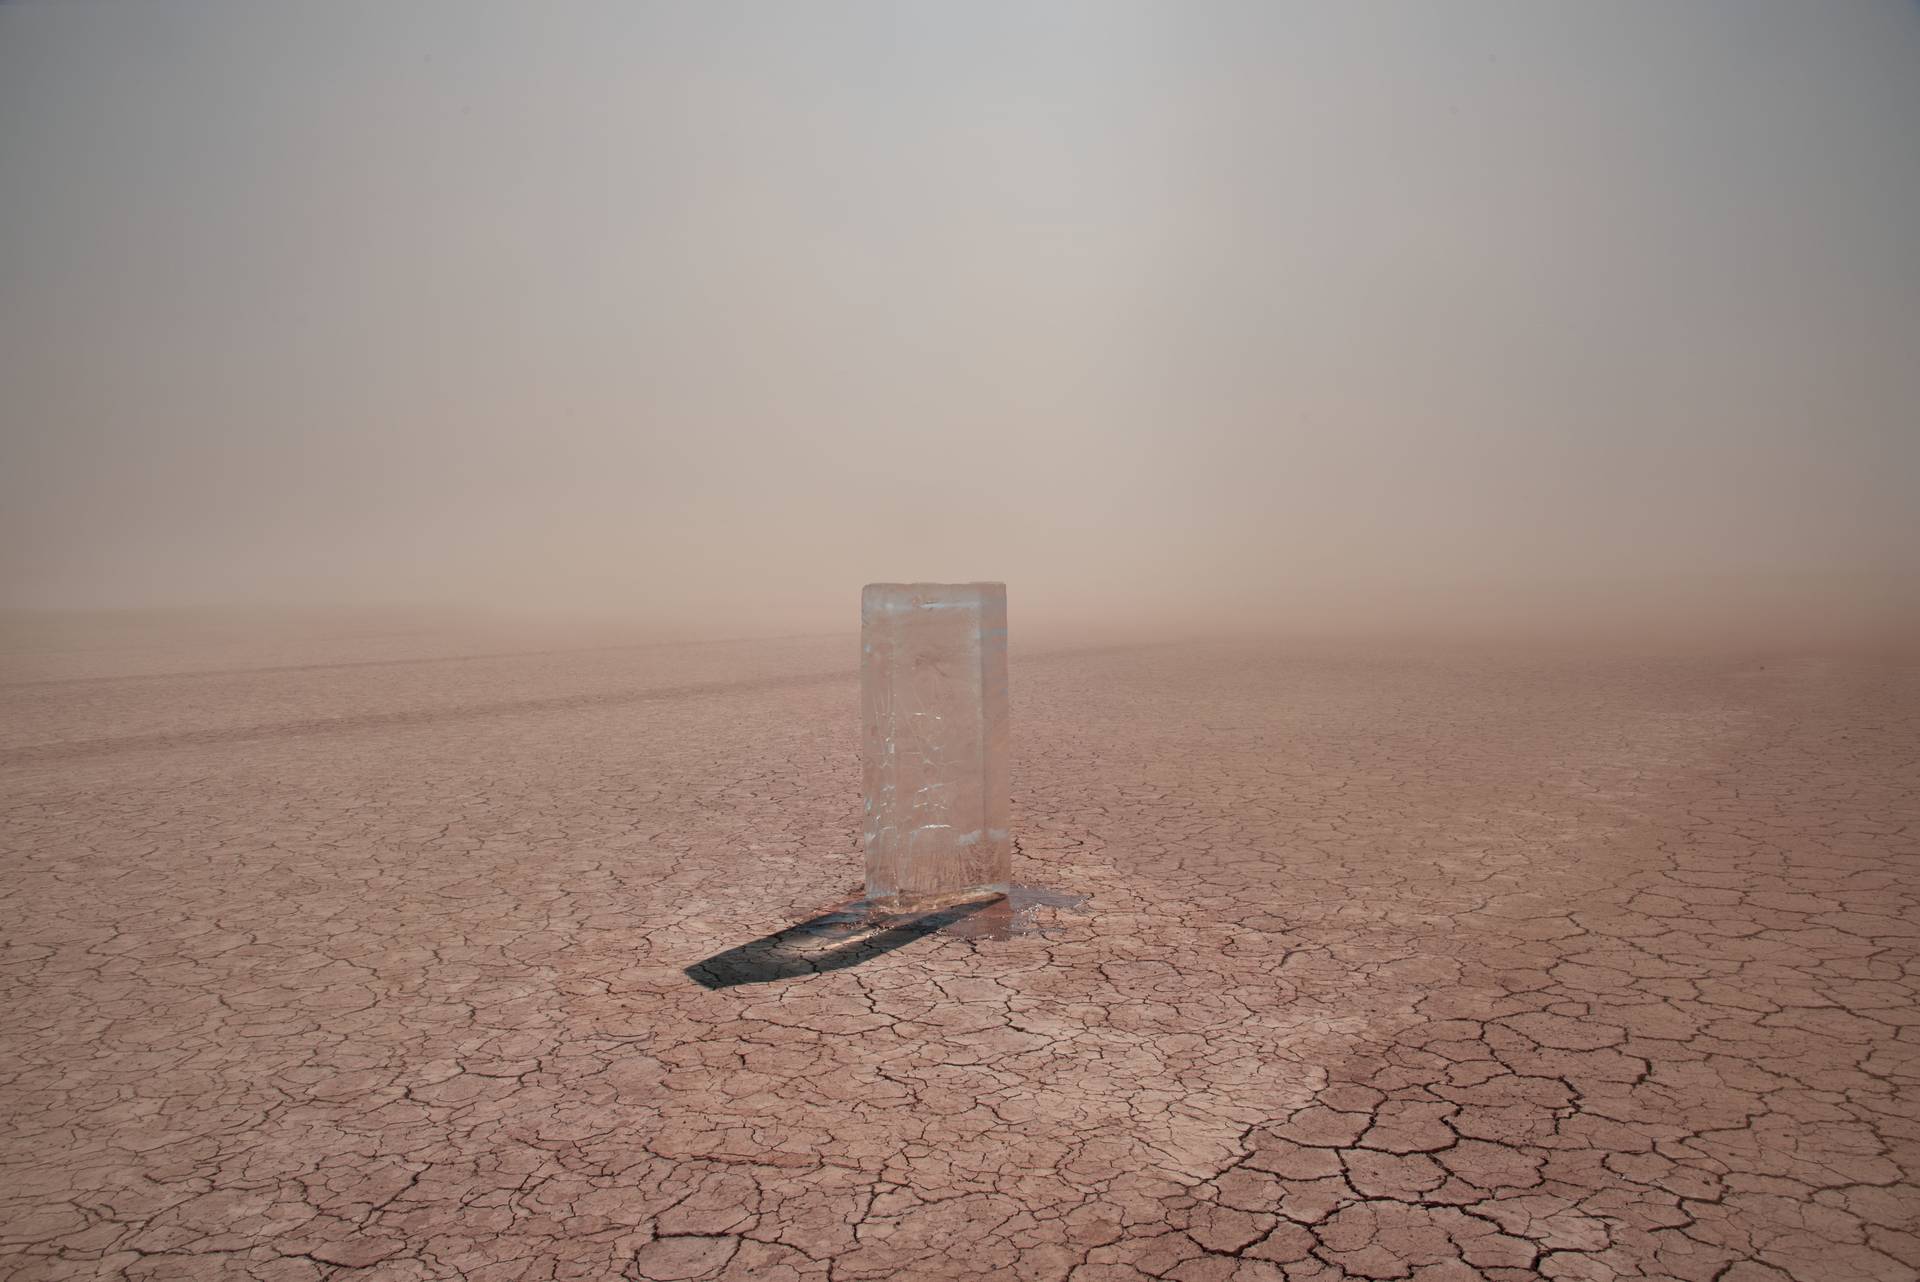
left=0, top=616, right=1915, bottom=1282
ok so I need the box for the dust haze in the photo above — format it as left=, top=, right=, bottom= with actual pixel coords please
left=6, top=8, right=1920, bottom=1276
left=3, top=0, right=1917, bottom=648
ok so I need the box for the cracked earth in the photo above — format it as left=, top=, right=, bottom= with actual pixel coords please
left=2, top=627, right=1916, bottom=1281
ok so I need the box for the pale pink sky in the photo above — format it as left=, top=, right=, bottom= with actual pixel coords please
left=3, top=1, right=1916, bottom=642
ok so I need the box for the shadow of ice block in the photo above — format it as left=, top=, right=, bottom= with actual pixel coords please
left=682, top=885, right=1089, bottom=989
left=683, top=898, right=996, bottom=989
left=861, top=582, right=1010, bottom=908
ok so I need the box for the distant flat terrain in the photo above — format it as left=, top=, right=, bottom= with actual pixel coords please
left=2, top=622, right=1915, bottom=1281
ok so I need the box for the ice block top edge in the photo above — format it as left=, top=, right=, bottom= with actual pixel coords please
left=862, top=583, right=1006, bottom=617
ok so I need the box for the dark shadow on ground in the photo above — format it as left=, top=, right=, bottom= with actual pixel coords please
left=685, top=898, right=995, bottom=989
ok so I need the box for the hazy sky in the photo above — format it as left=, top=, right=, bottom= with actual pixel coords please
left=3, top=1, right=1916, bottom=640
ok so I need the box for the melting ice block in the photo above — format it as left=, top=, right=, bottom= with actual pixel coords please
left=861, top=583, right=1010, bottom=907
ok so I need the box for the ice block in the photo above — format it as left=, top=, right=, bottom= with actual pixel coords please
left=861, top=583, right=1010, bottom=907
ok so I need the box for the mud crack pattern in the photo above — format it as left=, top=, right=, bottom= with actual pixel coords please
left=1, top=638, right=1915, bottom=1280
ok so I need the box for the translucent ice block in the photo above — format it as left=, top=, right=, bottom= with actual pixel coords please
left=861, top=583, right=1010, bottom=907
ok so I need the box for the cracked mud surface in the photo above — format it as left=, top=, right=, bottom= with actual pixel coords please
left=2, top=631, right=1917, bottom=1281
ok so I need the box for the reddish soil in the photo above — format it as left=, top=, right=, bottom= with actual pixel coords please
left=1, top=629, right=1915, bottom=1281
